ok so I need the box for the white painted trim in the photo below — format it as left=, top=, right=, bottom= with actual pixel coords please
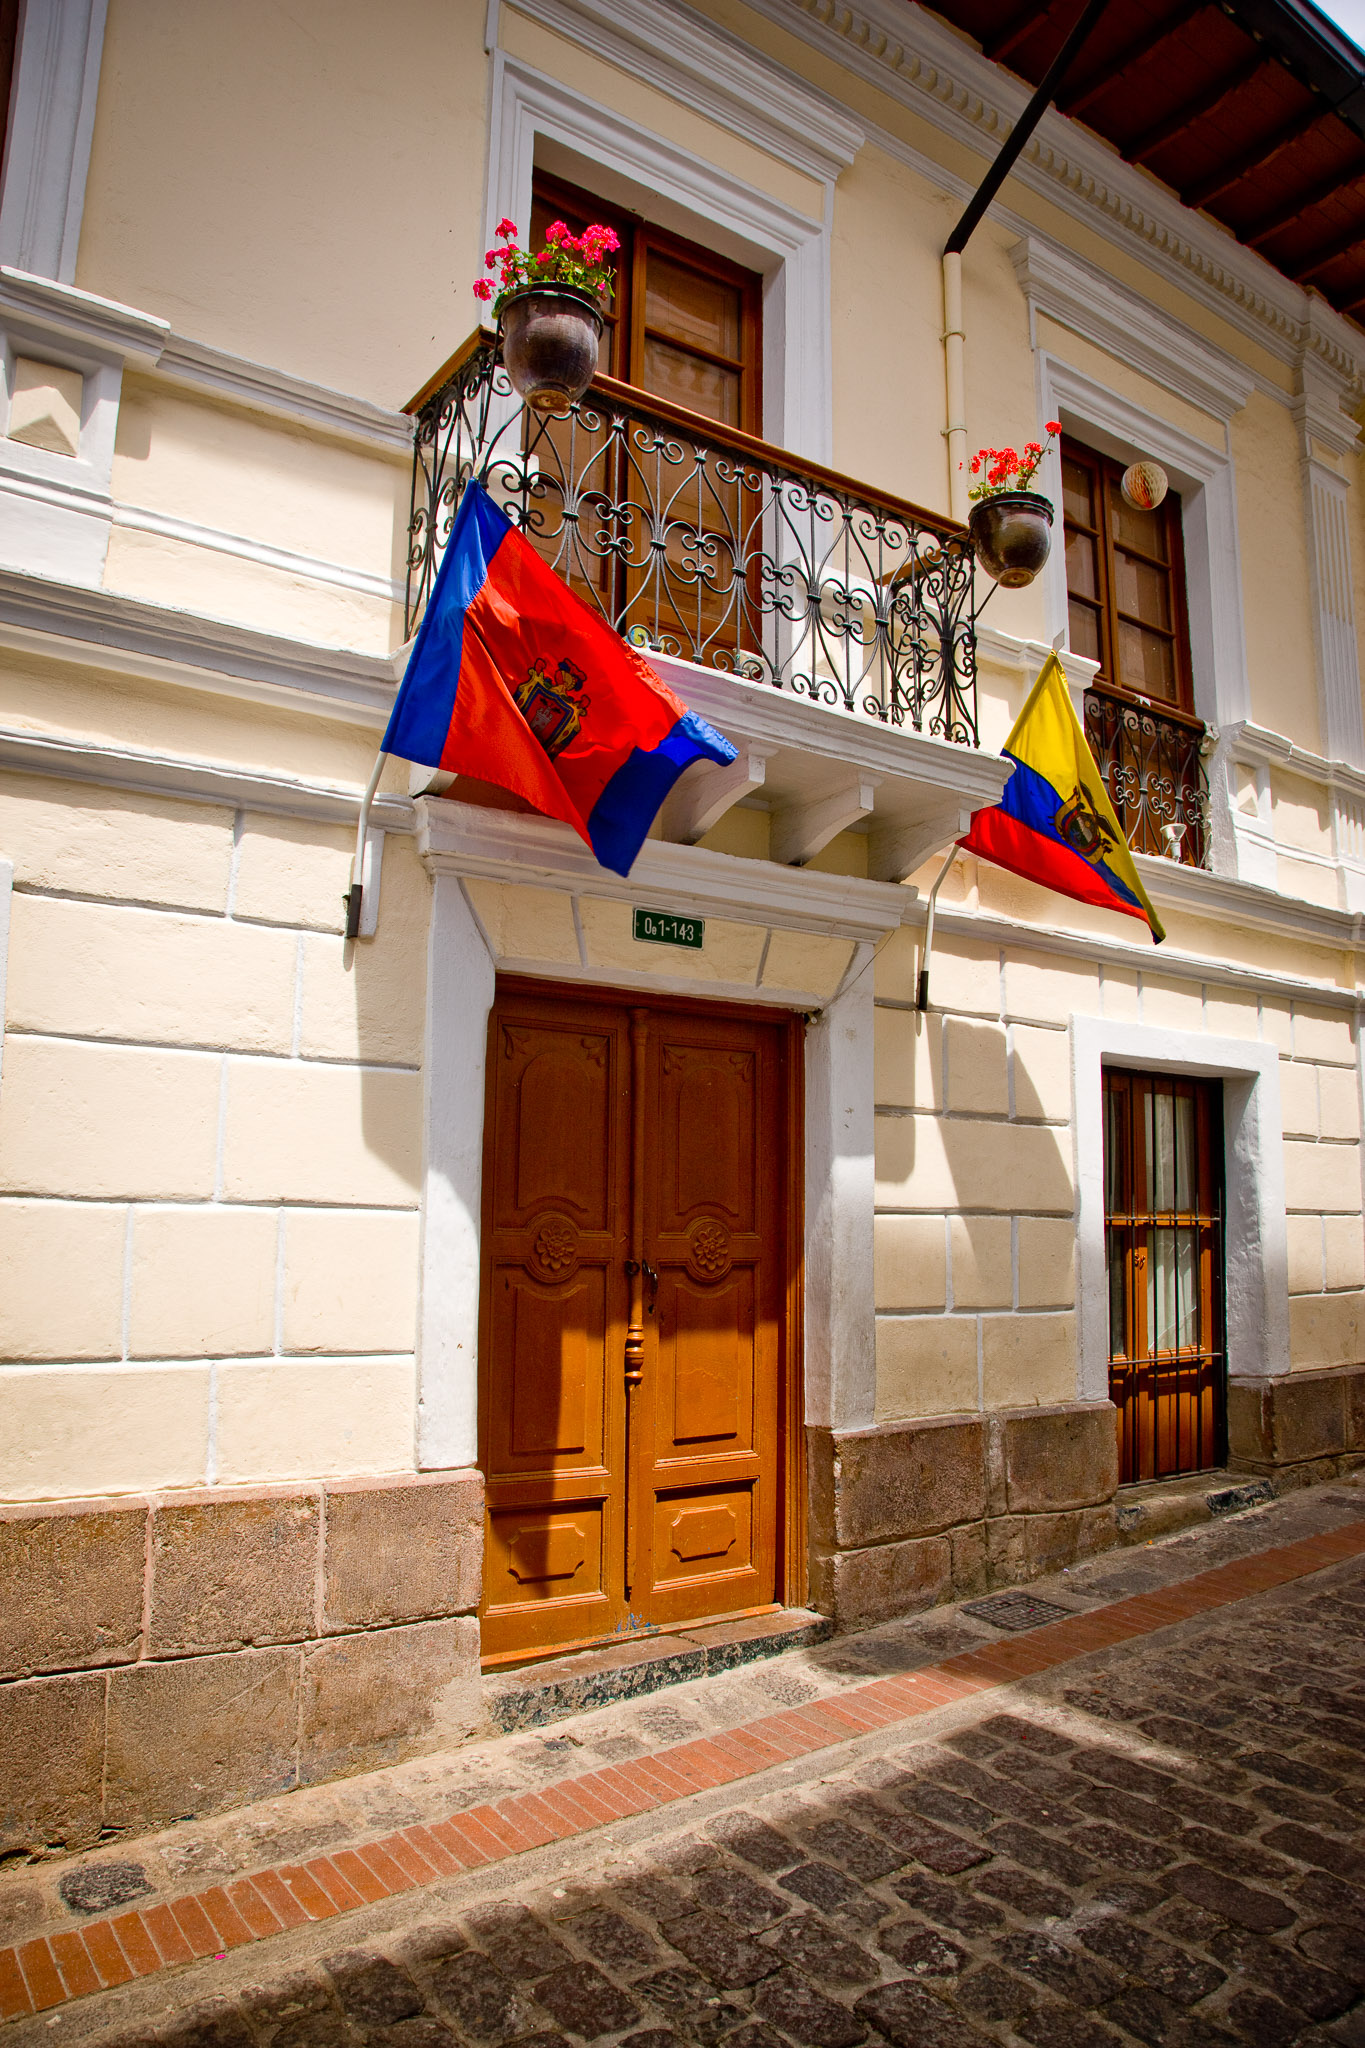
left=485, top=50, right=834, bottom=461
left=504, top=0, right=863, bottom=185
left=0, top=855, right=11, bottom=1095
left=0, top=724, right=414, bottom=833
left=0, top=267, right=167, bottom=365
left=805, top=968, right=877, bottom=1430
left=1072, top=1019, right=1289, bottom=1404
left=155, top=336, right=411, bottom=453
left=0, top=0, right=107, bottom=283
left=1013, top=237, right=1255, bottom=426
left=739, top=0, right=1363, bottom=392
left=0, top=572, right=401, bottom=726
left=414, top=873, right=496, bottom=1471
left=417, top=796, right=921, bottom=945
left=1302, top=457, right=1364, bottom=772
left=109, top=499, right=403, bottom=608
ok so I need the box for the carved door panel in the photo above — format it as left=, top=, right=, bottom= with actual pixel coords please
left=480, top=985, right=791, bottom=1664
left=479, top=995, right=631, bottom=1661
left=632, top=1013, right=783, bottom=1628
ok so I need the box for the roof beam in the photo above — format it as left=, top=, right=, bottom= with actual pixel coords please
left=1184, top=103, right=1326, bottom=209
left=1061, top=0, right=1210, bottom=117
left=1125, top=53, right=1267, bottom=165
left=1288, top=214, right=1365, bottom=281
left=984, top=0, right=1066, bottom=65
left=1245, top=154, right=1365, bottom=244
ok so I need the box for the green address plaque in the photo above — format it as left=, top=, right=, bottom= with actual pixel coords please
left=633, top=907, right=705, bottom=950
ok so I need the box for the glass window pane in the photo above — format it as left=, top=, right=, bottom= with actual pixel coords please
left=1147, top=1225, right=1199, bottom=1352
left=645, top=255, right=741, bottom=358
left=1114, top=548, right=1173, bottom=630
left=1068, top=597, right=1102, bottom=663
left=1065, top=527, right=1100, bottom=601
left=1108, top=1232, right=1128, bottom=1357
left=1062, top=457, right=1095, bottom=528
left=1118, top=620, right=1177, bottom=699
left=1109, top=486, right=1169, bottom=559
left=641, top=337, right=740, bottom=422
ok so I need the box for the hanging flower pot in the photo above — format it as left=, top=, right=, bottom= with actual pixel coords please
left=498, top=285, right=604, bottom=416
left=474, top=218, right=617, bottom=416
left=968, top=491, right=1054, bottom=588
left=964, top=422, right=1059, bottom=588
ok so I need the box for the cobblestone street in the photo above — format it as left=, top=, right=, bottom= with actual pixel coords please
left=11, top=1485, right=1365, bottom=2048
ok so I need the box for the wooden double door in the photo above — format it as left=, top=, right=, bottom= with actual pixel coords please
left=479, top=984, right=798, bottom=1664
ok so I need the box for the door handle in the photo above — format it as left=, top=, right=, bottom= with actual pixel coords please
left=642, top=1261, right=659, bottom=1315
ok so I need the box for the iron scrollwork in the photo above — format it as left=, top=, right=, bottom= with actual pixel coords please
left=1084, top=685, right=1210, bottom=869
left=406, top=333, right=978, bottom=745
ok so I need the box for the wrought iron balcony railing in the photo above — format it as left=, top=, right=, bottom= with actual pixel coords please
left=405, top=332, right=979, bottom=745
left=1084, top=683, right=1210, bottom=869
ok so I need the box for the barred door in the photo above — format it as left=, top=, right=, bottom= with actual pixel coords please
left=1103, top=1070, right=1225, bottom=1482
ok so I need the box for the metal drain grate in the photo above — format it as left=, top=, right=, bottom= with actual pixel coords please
left=961, top=1592, right=1075, bottom=1632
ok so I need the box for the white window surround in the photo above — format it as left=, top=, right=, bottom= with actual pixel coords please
left=1033, top=353, right=1250, bottom=741
left=1072, top=1016, right=1290, bottom=1410
left=410, top=798, right=897, bottom=1468
left=0, top=0, right=108, bottom=283
left=484, top=49, right=840, bottom=462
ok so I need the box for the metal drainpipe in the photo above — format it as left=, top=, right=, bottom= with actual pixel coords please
left=940, top=0, right=1111, bottom=517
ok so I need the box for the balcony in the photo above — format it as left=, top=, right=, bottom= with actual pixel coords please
left=405, top=333, right=978, bottom=744
left=1084, top=683, right=1211, bottom=870
left=402, top=334, right=1006, bottom=882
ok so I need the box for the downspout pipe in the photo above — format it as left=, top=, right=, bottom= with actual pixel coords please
left=941, top=0, right=1111, bottom=514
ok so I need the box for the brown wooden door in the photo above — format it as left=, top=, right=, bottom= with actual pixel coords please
left=479, top=983, right=795, bottom=1664
left=1103, top=1069, right=1225, bottom=1483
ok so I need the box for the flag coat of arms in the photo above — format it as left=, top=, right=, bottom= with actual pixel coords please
left=383, top=481, right=736, bottom=877
left=960, top=653, right=1165, bottom=942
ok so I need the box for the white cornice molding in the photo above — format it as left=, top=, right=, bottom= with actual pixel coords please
left=155, top=336, right=412, bottom=454
left=1012, top=237, right=1255, bottom=424
left=418, top=796, right=920, bottom=940
left=730, top=0, right=1364, bottom=391
left=1294, top=356, right=1361, bottom=460
left=915, top=894, right=1362, bottom=1008
left=0, top=265, right=167, bottom=367
left=0, top=724, right=413, bottom=831
left=1135, top=849, right=1363, bottom=955
left=0, top=571, right=401, bottom=726
left=503, top=0, right=864, bottom=185
left=109, top=500, right=403, bottom=608
left=1224, top=719, right=1365, bottom=803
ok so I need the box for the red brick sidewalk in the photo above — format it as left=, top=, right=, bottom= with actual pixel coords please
left=4, top=1517, right=1362, bottom=2027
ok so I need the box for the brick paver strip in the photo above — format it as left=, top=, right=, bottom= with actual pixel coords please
left=4, top=1515, right=1361, bottom=2026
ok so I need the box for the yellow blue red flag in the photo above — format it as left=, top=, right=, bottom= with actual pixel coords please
left=960, top=653, right=1165, bottom=942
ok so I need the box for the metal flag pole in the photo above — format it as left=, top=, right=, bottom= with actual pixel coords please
left=916, top=843, right=960, bottom=1013
left=345, top=750, right=388, bottom=941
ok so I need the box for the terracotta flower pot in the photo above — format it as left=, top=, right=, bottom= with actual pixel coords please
left=969, top=491, right=1054, bottom=588
left=498, top=285, right=604, bottom=415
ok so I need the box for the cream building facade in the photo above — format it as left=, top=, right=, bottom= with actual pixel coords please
left=0, top=0, right=1362, bottom=1850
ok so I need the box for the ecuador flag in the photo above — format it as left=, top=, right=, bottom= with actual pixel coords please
left=960, top=654, right=1164, bottom=942
left=383, top=480, right=735, bottom=877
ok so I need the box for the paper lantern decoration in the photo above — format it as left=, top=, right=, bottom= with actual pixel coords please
left=1121, top=460, right=1168, bottom=511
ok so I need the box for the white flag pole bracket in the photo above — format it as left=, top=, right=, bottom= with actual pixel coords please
left=345, top=751, right=388, bottom=941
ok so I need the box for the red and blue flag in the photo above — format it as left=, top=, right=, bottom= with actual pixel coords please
left=383, top=480, right=736, bottom=876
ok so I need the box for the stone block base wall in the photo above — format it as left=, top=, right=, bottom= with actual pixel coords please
left=809, top=1366, right=1365, bottom=1630
left=807, top=1403, right=1121, bottom=1630
left=0, top=1471, right=484, bottom=1857
left=1228, top=1362, right=1365, bottom=1485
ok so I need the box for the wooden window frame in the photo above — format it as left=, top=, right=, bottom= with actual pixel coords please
left=531, top=170, right=763, bottom=434
left=1062, top=434, right=1197, bottom=722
